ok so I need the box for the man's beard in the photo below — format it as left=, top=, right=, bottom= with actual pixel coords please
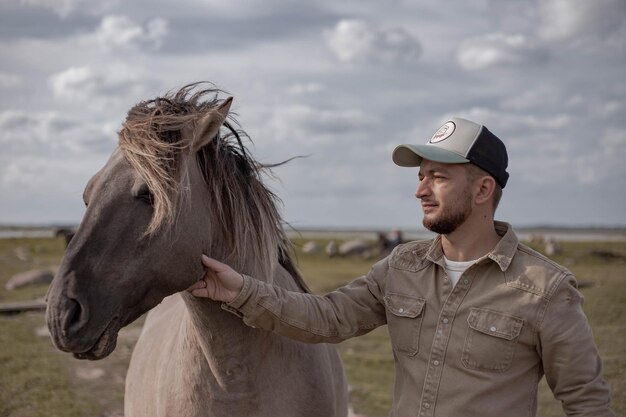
left=422, top=189, right=473, bottom=235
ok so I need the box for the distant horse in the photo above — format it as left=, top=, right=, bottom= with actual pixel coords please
left=45, top=84, right=348, bottom=417
left=54, top=228, right=75, bottom=246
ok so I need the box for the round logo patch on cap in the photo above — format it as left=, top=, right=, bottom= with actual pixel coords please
left=430, top=121, right=456, bottom=143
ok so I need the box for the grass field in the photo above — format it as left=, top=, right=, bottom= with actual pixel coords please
left=0, top=235, right=624, bottom=416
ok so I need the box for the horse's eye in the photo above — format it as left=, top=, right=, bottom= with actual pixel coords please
left=132, top=183, right=154, bottom=206
left=137, top=191, right=154, bottom=205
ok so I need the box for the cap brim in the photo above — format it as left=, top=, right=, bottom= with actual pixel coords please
left=392, top=144, right=469, bottom=167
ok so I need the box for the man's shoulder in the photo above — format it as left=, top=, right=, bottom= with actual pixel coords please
left=387, top=239, right=434, bottom=272
left=505, top=242, right=574, bottom=298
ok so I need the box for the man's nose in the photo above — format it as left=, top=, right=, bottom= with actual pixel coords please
left=415, top=180, right=429, bottom=199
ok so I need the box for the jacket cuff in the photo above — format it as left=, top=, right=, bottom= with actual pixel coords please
left=222, top=273, right=255, bottom=316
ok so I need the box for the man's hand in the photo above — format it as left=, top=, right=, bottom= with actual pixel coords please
left=187, top=255, right=244, bottom=303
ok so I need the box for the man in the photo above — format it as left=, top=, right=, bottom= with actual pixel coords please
left=189, top=117, right=614, bottom=417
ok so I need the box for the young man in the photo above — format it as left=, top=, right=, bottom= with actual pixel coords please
left=189, top=117, right=614, bottom=417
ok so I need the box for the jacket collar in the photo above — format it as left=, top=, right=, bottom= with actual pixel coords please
left=425, top=221, right=518, bottom=272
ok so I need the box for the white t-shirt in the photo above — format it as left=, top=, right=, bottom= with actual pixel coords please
left=443, top=256, right=476, bottom=287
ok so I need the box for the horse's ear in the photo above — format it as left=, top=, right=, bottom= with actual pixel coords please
left=192, top=97, right=233, bottom=152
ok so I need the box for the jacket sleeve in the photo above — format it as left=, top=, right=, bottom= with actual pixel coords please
left=222, top=257, right=390, bottom=344
left=538, top=274, right=615, bottom=417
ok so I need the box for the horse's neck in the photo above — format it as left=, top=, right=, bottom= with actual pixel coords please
left=178, top=293, right=270, bottom=401
left=179, top=262, right=302, bottom=360
left=158, top=265, right=307, bottom=413
left=206, top=241, right=275, bottom=284
left=182, top=292, right=265, bottom=353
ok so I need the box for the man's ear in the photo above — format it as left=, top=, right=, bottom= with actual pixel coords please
left=475, top=175, right=496, bottom=206
left=191, top=97, right=233, bottom=152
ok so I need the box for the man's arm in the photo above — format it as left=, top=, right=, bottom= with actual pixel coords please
left=539, top=275, right=615, bottom=417
left=189, top=255, right=389, bottom=344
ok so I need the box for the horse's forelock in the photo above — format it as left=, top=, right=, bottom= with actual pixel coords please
left=118, top=83, right=293, bottom=280
left=118, top=84, right=222, bottom=234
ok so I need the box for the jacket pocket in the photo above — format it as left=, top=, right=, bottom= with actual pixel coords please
left=462, top=307, right=523, bottom=372
left=384, top=293, right=426, bottom=356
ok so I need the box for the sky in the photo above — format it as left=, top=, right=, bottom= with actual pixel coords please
left=1, top=0, right=625, bottom=231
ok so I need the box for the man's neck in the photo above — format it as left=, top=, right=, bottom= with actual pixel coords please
left=440, top=217, right=501, bottom=261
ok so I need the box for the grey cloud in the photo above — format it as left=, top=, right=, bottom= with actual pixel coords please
left=258, top=104, right=377, bottom=151
left=537, top=0, right=626, bottom=44
left=48, top=64, right=157, bottom=101
left=0, top=110, right=115, bottom=157
left=457, top=33, right=549, bottom=70
left=0, top=72, right=23, bottom=88
left=155, top=9, right=338, bottom=54
left=17, top=0, right=119, bottom=18
left=287, top=83, right=325, bottom=96
left=0, top=3, right=98, bottom=40
left=1, top=2, right=336, bottom=52
left=325, top=19, right=421, bottom=65
left=90, top=15, right=168, bottom=50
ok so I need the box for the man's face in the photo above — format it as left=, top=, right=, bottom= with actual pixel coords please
left=416, top=160, right=473, bottom=235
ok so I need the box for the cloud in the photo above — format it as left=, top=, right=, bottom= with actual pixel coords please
left=0, top=110, right=116, bottom=157
left=325, top=19, right=421, bottom=65
left=18, top=0, right=118, bottom=18
left=537, top=0, right=626, bottom=45
left=0, top=72, right=23, bottom=88
left=600, top=127, right=626, bottom=155
left=94, top=15, right=168, bottom=50
left=0, top=152, right=107, bottom=224
left=49, top=66, right=96, bottom=98
left=552, top=126, right=626, bottom=186
left=19, top=0, right=86, bottom=18
left=0, top=155, right=92, bottom=194
left=591, top=100, right=625, bottom=120
left=287, top=83, right=325, bottom=96
left=457, top=33, right=549, bottom=70
left=39, top=16, right=168, bottom=103
left=265, top=105, right=376, bottom=146
left=48, top=64, right=149, bottom=100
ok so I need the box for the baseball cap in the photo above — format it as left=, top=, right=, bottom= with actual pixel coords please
left=392, top=117, right=509, bottom=188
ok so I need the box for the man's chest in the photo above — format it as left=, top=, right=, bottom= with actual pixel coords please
left=383, top=262, right=542, bottom=364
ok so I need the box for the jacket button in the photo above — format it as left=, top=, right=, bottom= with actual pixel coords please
left=490, top=326, right=497, bottom=332
left=398, top=308, right=404, bottom=313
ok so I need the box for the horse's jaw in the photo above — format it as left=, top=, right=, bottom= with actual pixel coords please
left=70, top=318, right=122, bottom=360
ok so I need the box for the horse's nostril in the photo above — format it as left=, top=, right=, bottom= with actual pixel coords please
left=63, top=297, right=87, bottom=334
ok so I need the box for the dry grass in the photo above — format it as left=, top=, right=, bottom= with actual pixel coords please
left=0, top=237, right=97, bottom=417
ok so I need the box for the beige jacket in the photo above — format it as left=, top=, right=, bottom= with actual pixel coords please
left=225, top=222, right=614, bottom=417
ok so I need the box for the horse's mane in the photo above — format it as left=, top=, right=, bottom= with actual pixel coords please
left=118, top=83, right=307, bottom=289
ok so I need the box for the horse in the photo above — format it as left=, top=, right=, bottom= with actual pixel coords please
left=45, top=83, right=348, bottom=417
